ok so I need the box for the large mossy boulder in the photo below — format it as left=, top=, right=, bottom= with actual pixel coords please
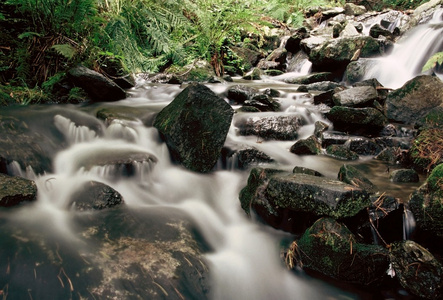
left=154, top=83, right=234, bottom=173
left=0, top=173, right=37, bottom=207
left=308, top=36, right=383, bottom=73
left=386, top=75, right=443, bottom=125
left=390, top=241, right=442, bottom=299
left=327, top=106, right=388, bottom=136
left=338, top=164, right=376, bottom=193
left=67, top=65, right=126, bottom=102
left=290, top=218, right=389, bottom=286
left=409, top=163, right=443, bottom=238
left=239, top=168, right=371, bottom=233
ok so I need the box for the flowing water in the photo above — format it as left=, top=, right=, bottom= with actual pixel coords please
left=4, top=10, right=443, bottom=300
left=361, top=9, right=443, bottom=88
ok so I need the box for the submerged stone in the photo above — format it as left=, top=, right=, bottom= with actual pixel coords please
left=290, top=135, right=322, bottom=155
left=69, top=181, right=124, bottom=211
left=154, top=83, right=234, bottom=173
left=390, top=169, right=419, bottom=183
left=326, top=144, right=359, bottom=160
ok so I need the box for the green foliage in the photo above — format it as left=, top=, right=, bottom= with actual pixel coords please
left=51, top=44, right=77, bottom=60
left=422, top=52, right=443, bottom=72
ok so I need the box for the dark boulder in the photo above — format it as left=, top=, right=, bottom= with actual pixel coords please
left=236, top=115, right=302, bottom=141
left=289, top=218, right=389, bottom=286
left=244, top=94, right=280, bottom=112
left=327, top=106, right=388, bottom=136
left=285, top=28, right=309, bottom=54
left=230, top=46, right=262, bottom=71
left=240, top=168, right=371, bottom=233
left=344, top=60, right=367, bottom=84
left=409, top=164, right=443, bottom=238
left=154, top=83, right=234, bottom=173
left=302, top=81, right=343, bottom=91
left=332, top=86, right=379, bottom=107
left=369, top=24, right=396, bottom=40
left=320, top=131, right=350, bottom=147
left=293, top=166, right=323, bottom=177
left=314, top=121, right=329, bottom=139
left=0, top=173, right=37, bottom=207
left=344, top=137, right=382, bottom=155
left=69, top=181, right=124, bottom=211
left=390, top=240, right=442, bottom=299
left=386, top=75, right=443, bottom=125
left=67, top=65, right=126, bottom=102
left=390, top=169, right=419, bottom=183
left=226, top=85, right=259, bottom=104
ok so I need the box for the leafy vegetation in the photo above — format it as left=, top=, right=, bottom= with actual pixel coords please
left=422, top=52, right=443, bottom=72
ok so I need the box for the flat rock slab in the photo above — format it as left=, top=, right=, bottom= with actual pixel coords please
left=0, top=173, right=37, bottom=207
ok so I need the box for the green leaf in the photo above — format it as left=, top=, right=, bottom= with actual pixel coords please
left=51, top=44, right=77, bottom=59
left=422, top=52, right=443, bottom=72
left=18, top=32, right=42, bottom=39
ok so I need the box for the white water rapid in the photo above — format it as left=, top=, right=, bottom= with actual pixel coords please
left=2, top=80, right=365, bottom=300
left=361, top=9, right=443, bottom=88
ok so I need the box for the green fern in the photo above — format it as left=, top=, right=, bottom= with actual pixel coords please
left=51, top=44, right=77, bottom=60
left=422, top=52, right=443, bottom=72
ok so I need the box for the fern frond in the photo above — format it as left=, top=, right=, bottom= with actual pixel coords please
left=422, top=52, right=443, bottom=72
left=51, top=44, right=77, bottom=59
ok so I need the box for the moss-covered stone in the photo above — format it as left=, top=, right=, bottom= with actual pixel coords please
left=0, top=173, right=37, bottom=207
left=154, top=83, right=234, bottom=173
left=409, top=164, right=443, bottom=238
left=293, top=218, right=389, bottom=285
left=390, top=240, right=442, bottom=299
left=390, top=169, right=419, bottom=183
left=326, top=144, right=359, bottom=160
left=338, top=164, right=376, bottom=193
left=290, top=135, right=322, bottom=155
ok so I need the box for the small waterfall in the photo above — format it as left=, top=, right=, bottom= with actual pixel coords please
left=54, top=114, right=98, bottom=144
left=403, top=208, right=416, bottom=240
left=362, top=10, right=443, bottom=88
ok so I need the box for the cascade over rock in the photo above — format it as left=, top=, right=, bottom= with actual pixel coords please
left=154, top=83, right=234, bottom=173
left=386, top=75, right=443, bottom=125
left=67, top=65, right=126, bottom=102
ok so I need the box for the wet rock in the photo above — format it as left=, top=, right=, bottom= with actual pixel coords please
left=326, top=106, right=388, bottom=136
left=409, top=164, right=443, bottom=238
left=290, top=135, right=322, bottom=155
left=345, top=60, right=366, bottom=85
left=242, top=68, right=262, bottom=80
left=96, top=106, right=155, bottom=126
left=390, top=240, right=442, bottom=299
left=326, top=144, right=359, bottom=160
left=338, top=164, right=376, bottom=193
left=283, top=72, right=335, bottom=84
left=244, top=94, right=280, bottom=112
left=226, top=85, right=259, bottom=104
left=290, top=218, right=389, bottom=285
left=230, top=46, right=262, bottom=71
left=339, top=23, right=360, bottom=38
left=308, top=36, right=383, bottom=74
left=227, top=148, right=274, bottom=170
left=154, top=83, right=234, bottom=173
left=303, top=81, right=343, bottom=91
left=67, top=65, right=126, bottom=102
left=369, top=24, right=396, bottom=40
left=320, top=131, right=350, bottom=147
left=390, top=169, right=419, bottom=183
left=0, top=114, right=52, bottom=175
left=300, top=36, right=329, bottom=55
left=257, top=60, right=280, bottom=71
left=261, top=48, right=287, bottom=71
left=264, top=172, right=370, bottom=218
left=292, top=166, right=323, bottom=177
left=375, top=147, right=402, bottom=163
left=332, top=86, right=378, bottom=107
left=344, top=3, right=366, bottom=16
left=313, top=89, right=335, bottom=106
left=344, top=137, right=382, bottom=155
left=314, top=121, right=329, bottom=139
left=236, top=115, right=302, bottom=141
left=0, top=173, right=37, bottom=207
left=386, top=75, right=443, bottom=125
left=379, top=124, right=398, bottom=137
left=285, top=28, right=309, bottom=54
left=69, top=181, right=124, bottom=211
